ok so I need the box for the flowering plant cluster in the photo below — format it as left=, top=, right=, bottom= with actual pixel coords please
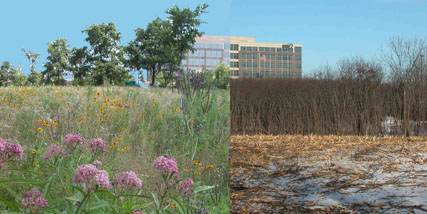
left=0, top=138, right=23, bottom=167
left=72, top=164, right=112, bottom=191
left=21, top=188, right=48, bottom=213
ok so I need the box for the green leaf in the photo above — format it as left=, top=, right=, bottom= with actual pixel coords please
left=43, top=173, right=56, bottom=198
left=88, top=200, right=110, bottom=211
left=0, top=184, right=20, bottom=203
left=168, top=196, right=185, bottom=214
left=151, top=192, right=160, bottom=209
left=0, top=198, right=20, bottom=212
left=122, top=194, right=151, bottom=199
left=194, top=185, right=215, bottom=193
left=0, top=178, right=47, bottom=185
left=65, top=192, right=84, bottom=203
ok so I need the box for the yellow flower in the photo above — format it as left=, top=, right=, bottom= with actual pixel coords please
left=96, top=92, right=101, bottom=96
left=156, top=114, right=164, bottom=119
left=195, top=171, right=200, bottom=175
left=151, top=99, right=156, bottom=103
left=39, top=119, right=46, bottom=124
left=152, top=104, right=157, bottom=108
left=52, top=120, right=58, bottom=125
left=37, top=128, right=43, bottom=133
left=31, top=151, right=37, bottom=155
left=192, top=160, right=202, bottom=166
left=173, top=107, right=180, bottom=113
left=171, top=204, right=177, bottom=208
left=117, top=137, right=123, bottom=141
left=198, top=167, right=205, bottom=171
left=206, top=164, right=215, bottom=169
left=185, top=168, right=191, bottom=172
left=44, top=123, right=50, bottom=127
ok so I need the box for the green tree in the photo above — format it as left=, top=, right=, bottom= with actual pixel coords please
left=69, top=47, right=91, bottom=85
left=10, top=65, right=27, bottom=86
left=42, top=38, right=71, bottom=85
left=127, top=18, right=172, bottom=86
left=213, top=62, right=230, bottom=89
left=0, top=61, right=12, bottom=87
left=166, top=4, right=208, bottom=75
left=22, top=48, right=42, bottom=86
left=83, top=22, right=130, bottom=85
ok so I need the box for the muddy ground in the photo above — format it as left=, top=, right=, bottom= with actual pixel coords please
left=231, top=135, right=427, bottom=214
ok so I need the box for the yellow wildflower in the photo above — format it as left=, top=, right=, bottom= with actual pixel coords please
left=37, top=128, right=43, bottom=133
left=206, top=164, right=215, bottom=169
left=52, top=120, right=58, bottom=125
left=156, top=114, right=164, bottom=119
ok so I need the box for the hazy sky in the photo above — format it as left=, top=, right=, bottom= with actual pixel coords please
left=1, top=0, right=426, bottom=76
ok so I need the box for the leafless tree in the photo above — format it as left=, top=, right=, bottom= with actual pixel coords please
left=381, top=36, right=427, bottom=137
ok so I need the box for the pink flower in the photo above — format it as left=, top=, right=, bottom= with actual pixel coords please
left=113, top=171, right=143, bottom=191
left=43, top=143, right=65, bottom=160
left=133, top=211, right=144, bottom=214
left=6, top=142, right=23, bottom=159
left=0, top=139, right=5, bottom=153
left=0, top=138, right=23, bottom=166
left=153, top=156, right=178, bottom=174
left=22, top=188, right=48, bottom=212
left=93, top=160, right=102, bottom=167
left=176, top=178, right=194, bottom=196
left=87, top=138, right=107, bottom=153
left=72, top=164, right=111, bottom=191
left=94, top=169, right=111, bottom=188
left=63, top=133, right=84, bottom=149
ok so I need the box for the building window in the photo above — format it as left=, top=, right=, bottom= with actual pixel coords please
left=259, top=47, right=265, bottom=52
left=231, top=70, right=239, bottom=76
left=231, top=44, right=238, bottom=51
left=295, top=47, right=302, bottom=53
left=296, top=63, right=302, bottom=69
left=230, top=61, right=239, bottom=68
left=277, top=48, right=282, bottom=52
left=231, top=53, right=239, bottom=59
left=296, top=55, right=302, bottom=61
left=288, top=55, right=292, bottom=61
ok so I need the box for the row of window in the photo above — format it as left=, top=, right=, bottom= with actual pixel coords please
left=237, top=70, right=301, bottom=77
left=193, top=43, right=229, bottom=49
left=240, top=53, right=301, bottom=61
left=240, top=46, right=298, bottom=53
left=231, top=61, right=301, bottom=69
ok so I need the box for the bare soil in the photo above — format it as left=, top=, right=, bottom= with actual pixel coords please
left=231, top=135, right=427, bottom=214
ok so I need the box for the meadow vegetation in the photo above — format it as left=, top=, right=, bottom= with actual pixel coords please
left=0, top=86, right=230, bottom=213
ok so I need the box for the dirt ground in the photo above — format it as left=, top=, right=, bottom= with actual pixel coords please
left=231, top=135, right=427, bottom=214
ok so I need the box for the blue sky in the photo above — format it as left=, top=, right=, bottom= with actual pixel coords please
left=0, top=0, right=426, bottom=77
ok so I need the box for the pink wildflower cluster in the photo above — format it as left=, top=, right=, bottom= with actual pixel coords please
left=87, top=138, right=107, bottom=153
left=42, top=143, right=65, bottom=160
left=72, top=164, right=111, bottom=190
left=176, top=178, right=194, bottom=196
left=153, top=156, right=178, bottom=174
left=92, top=160, right=102, bottom=168
left=63, top=133, right=85, bottom=149
left=0, top=138, right=23, bottom=166
left=113, top=171, right=143, bottom=191
left=21, top=188, right=48, bottom=212
left=133, top=211, right=144, bottom=214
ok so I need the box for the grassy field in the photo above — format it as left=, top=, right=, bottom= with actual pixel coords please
left=231, top=135, right=427, bottom=214
left=0, top=86, right=230, bottom=213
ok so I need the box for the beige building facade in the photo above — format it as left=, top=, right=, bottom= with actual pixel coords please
left=181, top=36, right=302, bottom=79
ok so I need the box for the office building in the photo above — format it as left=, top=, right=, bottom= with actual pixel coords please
left=181, top=36, right=302, bottom=79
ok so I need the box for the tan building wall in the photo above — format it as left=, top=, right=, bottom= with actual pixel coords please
left=181, top=35, right=302, bottom=79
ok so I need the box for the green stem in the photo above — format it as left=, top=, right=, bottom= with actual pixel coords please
left=75, top=192, right=89, bottom=214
